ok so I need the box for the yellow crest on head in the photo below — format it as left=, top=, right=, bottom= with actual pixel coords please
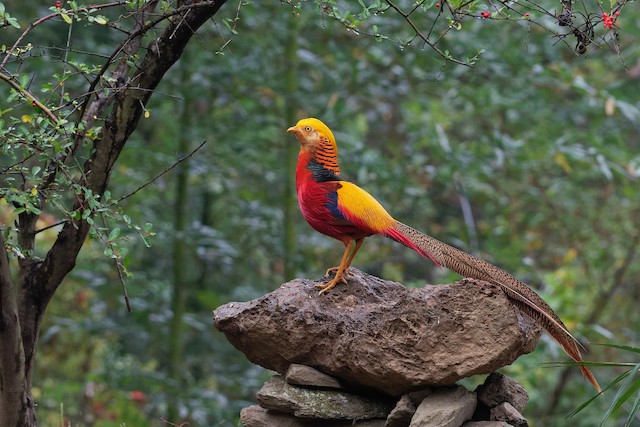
left=295, top=118, right=337, bottom=153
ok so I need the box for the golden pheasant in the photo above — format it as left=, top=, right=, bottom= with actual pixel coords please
left=287, top=117, right=601, bottom=392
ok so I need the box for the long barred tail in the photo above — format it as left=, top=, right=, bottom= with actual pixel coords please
left=385, top=221, right=601, bottom=393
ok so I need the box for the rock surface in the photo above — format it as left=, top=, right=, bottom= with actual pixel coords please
left=476, top=372, right=529, bottom=413
left=385, top=395, right=416, bottom=427
left=240, top=405, right=386, bottom=427
left=238, top=366, right=530, bottom=427
left=214, top=268, right=540, bottom=395
left=286, top=364, right=343, bottom=389
left=490, top=402, right=528, bottom=427
left=462, top=422, right=514, bottom=427
left=257, top=375, right=392, bottom=420
left=409, top=385, right=477, bottom=427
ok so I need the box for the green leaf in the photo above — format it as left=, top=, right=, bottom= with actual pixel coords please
left=61, top=12, right=72, bottom=25
left=600, top=362, right=640, bottom=425
left=108, top=227, right=121, bottom=241
left=592, top=343, right=640, bottom=354
left=7, top=16, right=19, bottom=29
left=624, top=388, right=640, bottom=427
left=19, top=73, right=29, bottom=89
left=27, top=204, right=41, bottom=215
left=94, top=15, right=107, bottom=25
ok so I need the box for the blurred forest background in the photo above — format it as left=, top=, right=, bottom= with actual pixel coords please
left=1, top=0, right=639, bottom=426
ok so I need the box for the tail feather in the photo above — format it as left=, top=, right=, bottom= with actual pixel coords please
left=386, top=221, right=602, bottom=393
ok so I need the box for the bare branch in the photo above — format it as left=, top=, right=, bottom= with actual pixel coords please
left=0, top=2, right=127, bottom=69
left=119, top=140, right=207, bottom=202
left=384, top=0, right=471, bottom=67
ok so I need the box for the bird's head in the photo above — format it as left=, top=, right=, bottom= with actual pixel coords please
left=287, top=118, right=337, bottom=155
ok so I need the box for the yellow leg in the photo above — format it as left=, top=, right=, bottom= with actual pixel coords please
left=324, top=238, right=365, bottom=278
left=316, top=240, right=353, bottom=294
left=318, top=238, right=365, bottom=295
left=344, top=238, right=364, bottom=270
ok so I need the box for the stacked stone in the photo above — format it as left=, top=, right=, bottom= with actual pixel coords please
left=240, top=365, right=529, bottom=427
left=214, top=269, right=540, bottom=427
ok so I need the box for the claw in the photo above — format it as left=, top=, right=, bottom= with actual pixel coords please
left=324, top=266, right=351, bottom=277
left=315, top=272, right=348, bottom=294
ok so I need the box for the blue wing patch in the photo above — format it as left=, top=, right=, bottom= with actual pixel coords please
left=325, top=187, right=347, bottom=222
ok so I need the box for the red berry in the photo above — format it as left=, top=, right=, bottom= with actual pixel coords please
left=32, top=101, right=37, bottom=107
left=436, top=3, right=440, bottom=6
left=55, top=1, right=61, bottom=7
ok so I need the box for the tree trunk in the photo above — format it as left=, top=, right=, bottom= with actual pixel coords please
left=0, top=1, right=227, bottom=424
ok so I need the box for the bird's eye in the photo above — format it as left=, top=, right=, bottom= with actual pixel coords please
left=304, top=126, right=312, bottom=132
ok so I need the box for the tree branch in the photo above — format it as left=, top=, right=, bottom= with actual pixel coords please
left=384, top=0, right=470, bottom=67
left=0, top=71, right=58, bottom=123
left=31, top=0, right=227, bottom=300
left=0, top=2, right=126, bottom=69
left=119, top=140, right=207, bottom=202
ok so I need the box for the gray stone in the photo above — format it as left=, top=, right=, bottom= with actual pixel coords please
left=409, top=385, right=477, bottom=427
left=256, top=375, right=393, bottom=420
left=490, top=402, right=528, bottom=427
left=240, top=405, right=386, bottom=427
left=286, top=363, right=343, bottom=389
left=406, top=388, right=434, bottom=407
left=476, top=372, right=529, bottom=413
left=385, top=395, right=416, bottom=427
left=462, top=422, right=513, bottom=427
left=240, top=405, right=306, bottom=427
left=385, top=388, right=434, bottom=427
left=213, top=269, right=541, bottom=396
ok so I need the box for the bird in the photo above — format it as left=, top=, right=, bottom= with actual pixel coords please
left=287, top=117, right=601, bottom=393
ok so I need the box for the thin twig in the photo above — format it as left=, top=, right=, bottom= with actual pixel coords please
left=384, top=0, right=471, bottom=66
left=118, top=140, right=207, bottom=202
left=0, top=71, right=59, bottom=123
left=34, top=220, right=68, bottom=234
left=0, top=2, right=126, bottom=69
left=114, top=251, right=132, bottom=312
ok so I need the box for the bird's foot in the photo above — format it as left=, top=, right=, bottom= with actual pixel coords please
left=324, top=266, right=351, bottom=278
left=315, top=273, right=348, bottom=295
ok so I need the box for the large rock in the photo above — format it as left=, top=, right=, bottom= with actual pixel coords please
left=462, top=422, right=514, bottom=427
left=240, top=405, right=386, bottom=427
left=476, top=372, right=529, bottom=413
left=256, top=375, right=392, bottom=420
left=409, top=386, right=477, bottom=427
left=214, top=269, right=540, bottom=396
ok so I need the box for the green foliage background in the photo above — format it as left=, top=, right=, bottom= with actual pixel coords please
left=1, top=0, right=639, bottom=425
